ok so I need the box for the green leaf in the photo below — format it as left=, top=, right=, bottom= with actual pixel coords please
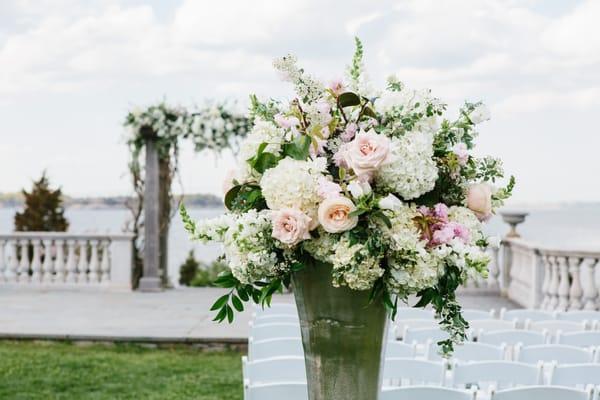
left=231, top=295, right=244, bottom=312
left=338, top=92, right=361, bottom=108
left=210, top=294, right=230, bottom=311
left=237, top=287, right=249, bottom=302
left=373, top=210, right=392, bottom=229
left=282, top=135, right=311, bottom=160
left=224, top=185, right=241, bottom=211
left=361, top=106, right=377, bottom=119
left=212, top=306, right=227, bottom=322
left=253, top=152, right=279, bottom=173
left=226, top=305, right=234, bottom=323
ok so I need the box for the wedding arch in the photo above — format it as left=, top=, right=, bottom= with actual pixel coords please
left=123, top=101, right=249, bottom=290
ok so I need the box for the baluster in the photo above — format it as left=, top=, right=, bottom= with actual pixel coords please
left=100, top=240, right=110, bottom=283
left=54, top=239, right=65, bottom=283
left=77, top=240, right=89, bottom=283
left=568, top=256, right=583, bottom=310
left=88, top=240, right=100, bottom=283
left=557, top=256, right=570, bottom=311
left=581, top=258, right=598, bottom=311
left=548, top=255, right=560, bottom=310
left=487, top=247, right=500, bottom=290
left=18, top=239, right=30, bottom=283
left=6, top=240, right=18, bottom=283
left=0, top=239, right=5, bottom=282
left=593, top=259, right=600, bottom=311
left=65, top=240, right=77, bottom=283
left=30, top=239, right=42, bottom=283
left=540, top=254, right=551, bottom=309
left=42, top=239, right=54, bottom=282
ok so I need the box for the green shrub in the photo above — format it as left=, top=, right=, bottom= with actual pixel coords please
left=178, top=250, right=229, bottom=287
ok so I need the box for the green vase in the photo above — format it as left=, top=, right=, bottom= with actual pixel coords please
left=291, top=259, right=388, bottom=400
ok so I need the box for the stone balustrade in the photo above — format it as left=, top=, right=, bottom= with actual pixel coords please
left=0, top=232, right=134, bottom=290
left=501, top=238, right=600, bottom=310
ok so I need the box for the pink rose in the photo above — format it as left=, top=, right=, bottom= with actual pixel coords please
left=271, top=208, right=312, bottom=246
left=342, top=130, right=390, bottom=180
left=317, top=176, right=342, bottom=199
left=317, top=196, right=358, bottom=233
left=328, top=79, right=345, bottom=96
left=467, top=183, right=493, bottom=221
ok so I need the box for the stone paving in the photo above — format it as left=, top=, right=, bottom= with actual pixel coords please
left=0, top=287, right=518, bottom=344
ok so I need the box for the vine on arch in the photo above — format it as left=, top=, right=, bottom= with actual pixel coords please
left=124, top=101, right=250, bottom=287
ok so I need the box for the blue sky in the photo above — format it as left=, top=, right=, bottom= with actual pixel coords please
left=0, top=0, right=598, bottom=204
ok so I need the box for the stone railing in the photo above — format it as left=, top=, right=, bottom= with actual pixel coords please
left=501, top=237, right=600, bottom=311
left=0, top=232, right=135, bottom=290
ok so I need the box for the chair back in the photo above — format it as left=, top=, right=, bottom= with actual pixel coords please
left=429, top=341, right=506, bottom=362
left=549, top=363, right=600, bottom=387
left=463, top=309, right=496, bottom=321
left=385, top=341, right=417, bottom=358
left=249, top=322, right=300, bottom=342
left=556, top=331, right=600, bottom=348
left=451, top=361, right=543, bottom=391
left=490, top=386, right=592, bottom=400
left=380, top=386, right=475, bottom=400
left=246, top=382, right=308, bottom=400
left=383, top=358, right=447, bottom=386
left=478, top=329, right=547, bottom=347
left=500, top=308, right=555, bottom=323
left=243, top=356, right=306, bottom=385
left=248, top=337, right=303, bottom=361
left=526, top=320, right=587, bottom=335
left=515, top=344, right=594, bottom=364
left=403, top=327, right=449, bottom=344
left=395, top=308, right=435, bottom=320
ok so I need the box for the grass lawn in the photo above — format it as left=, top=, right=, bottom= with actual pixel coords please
left=0, top=341, right=243, bottom=400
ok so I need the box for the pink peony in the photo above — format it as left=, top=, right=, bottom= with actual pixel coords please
left=342, top=130, right=390, bottom=180
left=467, top=183, right=493, bottom=221
left=432, top=226, right=455, bottom=245
left=318, top=196, right=358, bottom=233
left=328, top=79, right=345, bottom=96
left=317, top=176, right=342, bottom=199
left=271, top=208, right=312, bottom=246
left=433, top=203, right=449, bottom=222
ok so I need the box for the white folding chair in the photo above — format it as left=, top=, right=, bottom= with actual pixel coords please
left=242, top=356, right=306, bottom=386
left=248, top=337, right=303, bottom=361
left=470, top=320, right=517, bottom=339
left=525, top=320, right=587, bottom=336
left=380, top=386, right=475, bottom=400
left=463, top=309, right=496, bottom=321
left=549, top=363, right=600, bottom=388
left=249, top=322, right=300, bottom=342
left=515, top=344, right=594, bottom=364
left=396, top=319, right=440, bottom=339
left=246, top=382, right=308, bottom=400
left=478, top=329, right=548, bottom=347
left=428, top=341, right=506, bottom=362
left=403, top=327, right=450, bottom=344
left=556, top=310, right=600, bottom=324
left=557, top=331, right=600, bottom=348
left=254, top=303, right=297, bottom=315
left=450, top=361, right=543, bottom=392
left=500, top=308, right=555, bottom=324
left=385, top=341, right=417, bottom=358
left=490, top=386, right=592, bottom=400
left=383, top=358, right=447, bottom=386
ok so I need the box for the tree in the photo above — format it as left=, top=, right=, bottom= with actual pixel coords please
left=14, top=172, right=69, bottom=232
left=179, top=250, right=200, bottom=286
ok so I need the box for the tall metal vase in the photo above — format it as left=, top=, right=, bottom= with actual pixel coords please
left=291, top=259, right=388, bottom=400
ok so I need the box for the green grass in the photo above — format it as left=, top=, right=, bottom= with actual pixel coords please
left=0, top=341, right=243, bottom=400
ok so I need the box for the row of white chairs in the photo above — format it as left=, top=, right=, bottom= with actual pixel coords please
left=248, top=336, right=600, bottom=364
left=246, top=384, right=597, bottom=400
left=244, top=356, right=600, bottom=398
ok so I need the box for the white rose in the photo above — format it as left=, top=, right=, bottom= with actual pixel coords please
left=467, top=183, right=493, bottom=221
left=318, top=197, right=359, bottom=233
left=347, top=180, right=372, bottom=199
left=469, top=104, right=491, bottom=124
left=378, top=194, right=402, bottom=212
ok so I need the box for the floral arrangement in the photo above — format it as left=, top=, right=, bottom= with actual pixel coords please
left=181, top=38, right=514, bottom=354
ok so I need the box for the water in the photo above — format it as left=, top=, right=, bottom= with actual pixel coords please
left=2, top=204, right=599, bottom=284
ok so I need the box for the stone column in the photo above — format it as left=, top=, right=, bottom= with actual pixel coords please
left=139, top=138, right=163, bottom=291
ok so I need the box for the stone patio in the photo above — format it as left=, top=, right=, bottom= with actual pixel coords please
left=0, top=287, right=518, bottom=344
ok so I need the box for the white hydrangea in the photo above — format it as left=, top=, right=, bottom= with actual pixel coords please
left=387, top=249, right=441, bottom=293
left=377, top=203, right=423, bottom=251
left=236, top=118, right=286, bottom=182
left=375, top=132, right=438, bottom=200
left=260, top=157, right=326, bottom=221
left=376, top=88, right=441, bottom=133
left=448, top=206, right=484, bottom=245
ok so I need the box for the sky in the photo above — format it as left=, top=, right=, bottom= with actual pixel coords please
left=0, top=0, right=599, bottom=205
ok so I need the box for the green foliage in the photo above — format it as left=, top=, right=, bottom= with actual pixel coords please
left=178, top=250, right=201, bottom=286
left=282, top=135, right=311, bottom=161
left=190, top=260, right=229, bottom=287
left=14, top=172, right=69, bottom=232
left=249, top=94, right=279, bottom=122
left=338, top=92, right=361, bottom=107
left=224, top=184, right=266, bottom=213
left=349, top=36, right=364, bottom=87
left=0, top=341, right=243, bottom=400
